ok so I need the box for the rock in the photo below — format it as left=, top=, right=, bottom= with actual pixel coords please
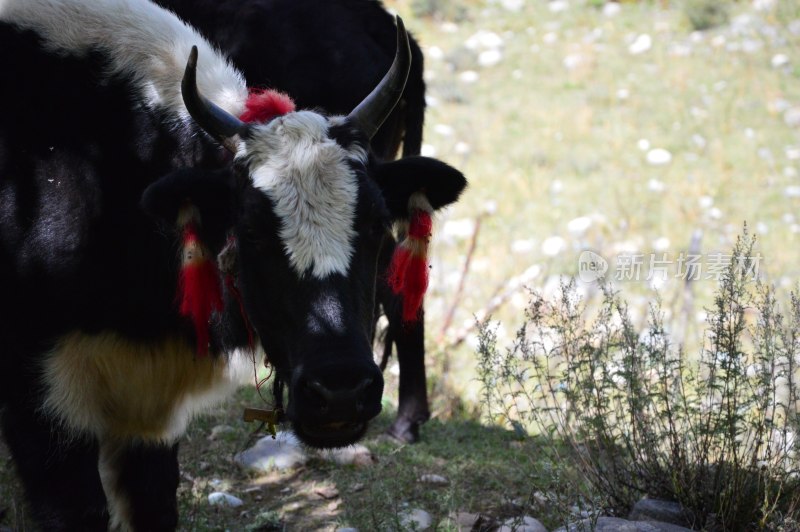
left=629, top=34, right=652, bottom=55
left=629, top=499, right=692, bottom=527
left=784, top=108, right=800, bottom=128
left=318, top=444, right=376, bottom=467
left=234, top=432, right=307, bottom=472
left=419, top=474, right=449, bottom=486
left=314, top=485, right=339, bottom=500
left=208, top=424, right=236, bottom=440
left=400, top=508, right=433, bottom=531
left=555, top=517, right=693, bottom=532
left=208, top=492, right=244, bottom=508
left=450, top=512, right=481, bottom=531
left=336, top=528, right=358, bottom=532
left=646, top=148, right=672, bottom=166
left=603, top=2, right=621, bottom=17
left=498, top=515, right=548, bottom=532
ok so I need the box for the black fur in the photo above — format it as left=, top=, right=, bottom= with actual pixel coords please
left=154, top=0, right=451, bottom=444
left=155, top=0, right=426, bottom=160
left=0, top=4, right=465, bottom=530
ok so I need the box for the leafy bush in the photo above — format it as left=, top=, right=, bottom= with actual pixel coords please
left=683, top=0, right=731, bottom=31
left=478, top=231, right=800, bottom=530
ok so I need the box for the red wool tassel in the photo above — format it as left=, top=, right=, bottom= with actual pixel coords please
left=387, top=195, right=434, bottom=322
left=177, top=212, right=223, bottom=356
left=240, top=88, right=295, bottom=123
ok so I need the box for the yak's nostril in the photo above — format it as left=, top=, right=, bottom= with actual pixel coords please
left=306, top=380, right=332, bottom=414
left=301, top=376, right=378, bottom=419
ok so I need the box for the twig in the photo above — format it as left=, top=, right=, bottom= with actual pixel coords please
left=443, top=264, right=542, bottom=350
left=438, top=214, right=484, bottom=343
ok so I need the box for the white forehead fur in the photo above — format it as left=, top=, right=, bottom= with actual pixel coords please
left=242, top=112, right=365, bottom=278
left=0, top=0, right=247, bottom=119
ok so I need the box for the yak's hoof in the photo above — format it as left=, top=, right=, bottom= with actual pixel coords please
left=384, top=418, right=421, bottom=444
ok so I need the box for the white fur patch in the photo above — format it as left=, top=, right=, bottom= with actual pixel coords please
left=242, top=112, right=360, bottom=278
left=41, top=332, right=252, bottom=442
left=0, top=0, right=247, bottom=119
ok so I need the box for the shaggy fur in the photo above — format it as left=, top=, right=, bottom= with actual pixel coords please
left=242, top=112, right=362, bottom=278
left=0, top=0, right=246, bottom=118
left=42, top=332, right=251, bottom=442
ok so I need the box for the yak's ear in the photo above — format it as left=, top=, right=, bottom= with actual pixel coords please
left=372, top=156, right=466, bottom=220
left=141, top=168, right=234, bottom=250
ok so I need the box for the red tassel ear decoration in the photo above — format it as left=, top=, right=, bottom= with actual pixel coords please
left=240, top=88, right=295, bottom=124
left=387, top=193, right=434, bottom=322
left=176, top=205, right=223, bottom=356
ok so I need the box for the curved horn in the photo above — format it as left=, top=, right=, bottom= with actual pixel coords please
left=182, top=46, right=247, bottom=153
left=347, top=16, right=411, bottom=140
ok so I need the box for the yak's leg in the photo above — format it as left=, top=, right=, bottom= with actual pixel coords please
left=377, top=238, right=431, bottom=444
left=386, top=313, right=430, bottom=443
left=0, top=405, right=109, bottom=531
left=99, top=439, right=180, bottom=532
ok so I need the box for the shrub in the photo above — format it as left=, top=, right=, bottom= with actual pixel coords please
left=683, top=0, right=731, bottom=32
left=478, top=231, right=800, bottom=530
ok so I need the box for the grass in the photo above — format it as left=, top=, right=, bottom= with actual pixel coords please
left=3, top=0, right=800, bottom=530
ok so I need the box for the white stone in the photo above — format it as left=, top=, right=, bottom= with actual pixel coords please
left=646, top=148, right=672, bottom=166
left=602, top=2, right=621, bottom=17
left=465, top=31, right=503, bottom=51
left=434, top=124, right=454, bottom=136
left=616, top=88, right=630, bottom=100
left=567, top=216, right=592, bottom=234
left=454, top=142, right=471, bottom=155
left=699, top=195, right=714, bottom=208
left=421, top=144, right=437, bottom=157
left=235, top=432, right=307, bottom=472
left=563, top=54, right=582, bottom=70
left=784, top=108, right=800, bottom=128
left=498, top=516, right=548, bottom=532
left=478, top=49, right=503, bottom=67
left=501, top=0, right=525, bottom=12
left=691, top=134, right=706, bottom=149
left=426, top=46, right=444, bottom=60
left=543, top=32, right=558, bottom=44
left=442, top=219, right=476, bottom=239
left=541, top=236, right=567, bottom=257
left=400, top=509, right=433, bottom=531
left=459, top=70, right=479, bottom=83
left=785, top=186, right=800, bottom=197
left=772, top=53, right=790, bottom=69
left=208, top=424, right=236, bottom=440
left=647, top=179, right=665, bottom=192
left=548, top=0, right=568, bottom=13
left=653, top=237, right=670, bottom=251
left=208, top=492, right=244, bottom=508
left=511, top=239, right=537, bottom=254
left=629, top=34, right=652, bottom=55
left=419, top=474, right=449, bottom=485
left=441, top=22, right=458, bottom=33
left=637, top=138, right=651, bottom=151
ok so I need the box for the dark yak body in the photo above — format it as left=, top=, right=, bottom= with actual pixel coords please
left=156, top=0, right=426, bottom=161
left=155, top=0, right=434, bottom=443
left=0, top=0, right=465, bottom=530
